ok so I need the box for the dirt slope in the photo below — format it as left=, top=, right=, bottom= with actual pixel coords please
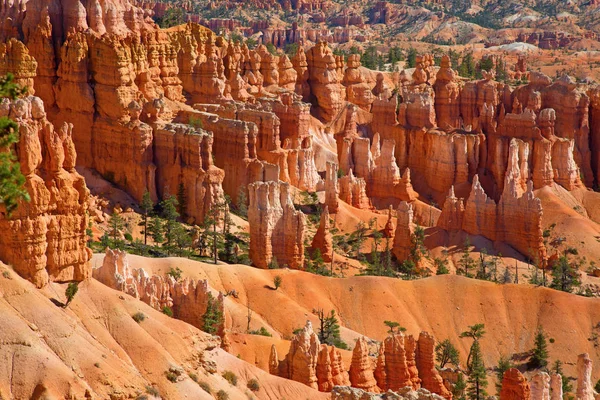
left=117, top=254, right=600, bottom=384
left=0, top=262, right=326, bottom=400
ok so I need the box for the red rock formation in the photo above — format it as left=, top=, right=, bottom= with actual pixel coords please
left=349, top=336, right=380, bottom=392
left=416, top=332, right=452, bottom=399
left=550, top=373, right=562, bottom=400
left=312, top=206, right=333, bottom=262
left=433, top=55, right=460, bottom=130
left=94, top=248, right=225, bottom=335
left=380, top=333, right=415, bottom=391
left=0, top=96, right=91, bottom=288
left=393, top=201, right=415, bottom=262
left=343, top=54, right=374, bottom=112
left=500, top=368, right=531, bottom=400
left=577, top=353, right=595, bottom=400
left=248, top=181, right=306, bottom=269
left=530, top=372, right=550, bottom=400
left=325, top=161, right=340, bottom=213
left=284, top=321, right=320, bottom=389
left=439, top=174, right=546, bottom=264
left=306, top=42, right=345, bottom=122
left=317, top=344, right=350, bottom=391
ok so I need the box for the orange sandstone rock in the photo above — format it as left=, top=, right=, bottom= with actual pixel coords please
left=500, top=368, right=531, bottom=400
left=349, top=336, right=379, bottom=392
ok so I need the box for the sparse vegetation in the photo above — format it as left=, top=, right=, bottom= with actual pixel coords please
left=65, top=282, right=79, bottom=307
left=247, top=378, right=260, bottom=392
left=248, top=327, right=272, bottom=337
left=222, top=370, right=238, bottom=386
left=162, top=306, right=173, bottom=317
left=273, top=275, right=282, bottom=290
left=436, top=339, right=460, bottom=369
left=198, top=381, right=212, bottom=393
left=202, top=292, right=223, bottom=335
left=145, top=385, right=160, bottom=397
left=132, top=312, right=146, bottom=323
left=216, top=390, right=229, bottom=400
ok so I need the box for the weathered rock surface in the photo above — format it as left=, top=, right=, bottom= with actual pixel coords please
left=94, top=249, right=224, bottom=335
left=349, top=336, right=380, bottom=392
left=0, top=96, right=91, bottom=288
left=500, top=368, right=531, bottom=400
left=248, top=181, right=306, bottom=269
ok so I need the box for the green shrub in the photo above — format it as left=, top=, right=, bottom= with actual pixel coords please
left=162, top=306, right=173, bottom=317
left=248, top=327, right=272, bottom=337
left=247, top=378, right=260, bottom=392
left=166, top=371, right=178, bottom=382
left=216, top=390, right=229, bottom=400
left=222, top=370, right=238, bottom=386
left=273, top=275, right=282, bottom=290
left=188, top=372, right=198, bottom=382
left=124, top=232, right=133, bottom=241
left=132, top=312, right=146, bottom=323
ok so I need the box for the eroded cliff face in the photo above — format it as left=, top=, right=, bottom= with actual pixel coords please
left=94, top=248, right=225, bottom=335
left=0, top=96, right=91, bottom=288
left=248, top=181, right=306, bottom=269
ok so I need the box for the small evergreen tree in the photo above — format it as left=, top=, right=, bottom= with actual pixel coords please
left=502, top=267, right=513, bottom=284
left=530, top=326, right=549, bottom=369
left=454, top=373, right=467, bottom=400
left=140, top=190, right=154, bottom=245
left=460, top=323, right=486, bottom=368
left=436, top=339, right=460, bottom=369
left=466, top=340, right=488, bottom=400
left=202, top=292, right=223, bottom=335
left=435, top=257, right=450, bottom=275
left=459, top=237, right=476, bottom=278
left=273, top=275, right=282, bottom=290
left=65, top=282, right=79, bottom=307
left=495, top=355, right=514, bottom=393
left=160, top=194, right=180, bottom=249
left=384, top=321, right=406, bottom=334
left=148, top=216, right=164, bottom=247
left=406, top=47, right=418, bottom=68
left=107, top=212, right=126, bottom=249
left=236, top=187, right=248, bottom=218
left=315, top=309, right=347, bottom=349
left=550, top=255, right=581, bottom=293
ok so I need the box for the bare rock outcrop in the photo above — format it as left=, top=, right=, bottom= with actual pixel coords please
left=577, top=353, right=595, bottom=400
left=500, top=368, right=531, bottom=400
left=416, top=332, right=452, bottom=400
left=530, top=372, right=551, bottom=400
left=349, top=337, right=379, bottom=393
left=0, top=96, right=91, bottom=288
left=306, top=42, right=345, bottom=122
left=311, top=206, right=334, bottom=262
left=248, top=181, right=306, bottom=269
left=93, top=248, right=224, bottom=335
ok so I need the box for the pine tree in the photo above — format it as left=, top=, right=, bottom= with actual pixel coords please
left=236, top=186, right=248, bottom=218
left=315, top=309, right=347, bottom=349
left=107, top=212, right=125, bottom=249
left=459, top=237, right=476, bottom=278
left=436, top=339, right=461, bottom=369
left=160, top=194, right=180, bottom=250
left=148, top=216, right=164, bottom=247
left=406, top=47, right=418, bottom=68
left=460, top=323, right=486, bottom=368
left=496, top=355, right=513, bottom=393
left=65, top=282, right=79, bottom=307
left=454, top=373, right=467, bottom=400
left=140, top=190, right=154, bottom=245
left=530, top=326, right=549, bottom=369
left=550, top=255, right=581, bottom=293
left=0, top=73, right=29, bottom=216
left=466, top=340, right=488, bottom=400
left=202, top=292, right=223, bottom=335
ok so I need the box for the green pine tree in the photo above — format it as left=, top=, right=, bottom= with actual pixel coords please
left=496, top=355, right=513, bottom=393
left=466, top=340, right=488, bottom=400
left=107, top=212, right=125, bottom=249
left=202, top=292, right=223, bottom=335
left=436, top=339, right=460, bottom=369
left=315, top=309, right=347, bottom=349
left=140, top=190, right=154, bottom=245
left=148, top=216, right=164, bottom=247
left=160, top=194, right=180, bottom=250
left=550, top=255, right=581, bottom=293
left=530, top=326, right=549, bottom=369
